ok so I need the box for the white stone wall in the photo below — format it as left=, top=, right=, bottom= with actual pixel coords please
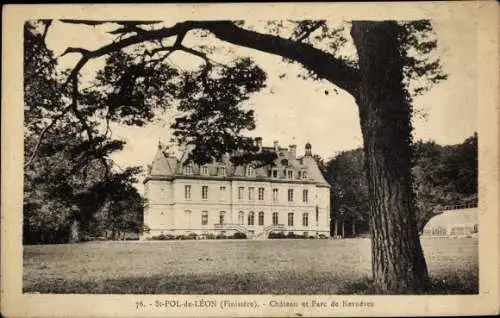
left=142, top=177, right=331, bottom=238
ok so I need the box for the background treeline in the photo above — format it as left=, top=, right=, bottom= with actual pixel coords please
left=319, top=133, right=478, bottom=237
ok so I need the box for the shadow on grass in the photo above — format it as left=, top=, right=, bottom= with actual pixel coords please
left=24, top=270, right=478, bottom=295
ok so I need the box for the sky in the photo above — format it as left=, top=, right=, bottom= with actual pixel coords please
left=43, top=19, right=478, bottom=189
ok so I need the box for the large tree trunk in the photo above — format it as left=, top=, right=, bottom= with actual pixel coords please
left=351, top=21, right=429, bottom=293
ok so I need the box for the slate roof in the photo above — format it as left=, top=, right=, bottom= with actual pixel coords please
left=146, top=141, right=330, bottom=187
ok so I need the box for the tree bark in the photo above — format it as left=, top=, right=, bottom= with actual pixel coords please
left=333, top=218, right=338, bottom=238
left=352, top=220, right=356, bottom=236
left=351, top=21, right=429, bottom=294
left=341, top=220, right=345, bottom=238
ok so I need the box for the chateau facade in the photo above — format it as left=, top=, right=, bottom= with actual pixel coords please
left=142, top=139, right=331, bottom=239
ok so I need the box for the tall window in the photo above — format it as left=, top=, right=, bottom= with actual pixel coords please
left=218, top=166, right=226, bottom=176
left=258, top=212, right=264, bottom=225
left=238, top=187, right=244, bottom=200
left=258, top=187, right=265, bottom=200
left=248, top=187, right=254, bottom=201
left=316, top=206, right=319, bottom=226
left=302, top=171, right=308, bottom=179
left=184, top=166, right=192, bottom=175
left=219, top=211, right=225, bottom=225
left=303, top=189, right=308, bottom=203
left=272, top=169, right=278, bottom=178
left=302, top=213, right=309, bottom=227
left=202, top=186, right=208, bottom=200
left=201, top=211, right=208, bottom=225
left=184, top=185, right=191, bottom=200
left=246, top=165, right=254, bottom=177
left=248, top=211, right=255, bottom=225
left=272, top=212, right=279, bottom=225
left=238, top=211, right=244, bottom=225
left=273, top=188, right=279, bottom=201
left=201, top=166, right=208, bottom=175
left=288, top=189, right=294, bottom=202
left=287, top=170, right=293, bottom=179
left=219, top=186, right=226, bottom=201
left=288, top=213, right=294, bottom=226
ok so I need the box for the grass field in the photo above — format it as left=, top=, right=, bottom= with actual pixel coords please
left=23, top=237, right=478, bottom=294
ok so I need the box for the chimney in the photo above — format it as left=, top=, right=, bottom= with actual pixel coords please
left=255, top=137, right=263, bottom=152
left=289, top=144, right=297, bottom=159
left=305, top=142, right=312, bottom=156
left=273, top=140, right=279, bottom=152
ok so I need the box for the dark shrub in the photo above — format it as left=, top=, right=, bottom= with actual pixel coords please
left=232, top=232, right=247, bottom=239
left=268, top=231, right=286, bottom=239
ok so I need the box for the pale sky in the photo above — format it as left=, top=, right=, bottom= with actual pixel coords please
left=43, top=19, right=477, bottom=190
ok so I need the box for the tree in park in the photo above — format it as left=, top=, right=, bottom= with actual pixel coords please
left=24, top=21, right=144, bottom=243
left=27, top=19, right=447, bottom=293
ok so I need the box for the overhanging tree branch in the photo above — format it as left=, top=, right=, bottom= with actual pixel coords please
left=62, top=20, right=360, bottom=97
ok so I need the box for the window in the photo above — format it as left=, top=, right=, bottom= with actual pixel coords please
left=272, top=212, right=279, bottom=225
left=287, top=170, right=293, bottom=179
left=201, top=211, right=208, bottom=225
left=219, top=186, right=226, bottom=201
left=246, top=165, right=254, bottom=177
left=273, top=188, right=279, bottom=201
left=202, top=186, right=208, bottom=200
left=316, top=206, right=319, bottom=226
left=218, top=166, right=226, bottom=176
left=248, top=211, right=255, bottom=225
left=303, top=189, right=308, bottom=203
left=288, top=189, right=294, bottom=202
left=219, top=211, right=225, bottom=225
left=288, top=213, right=294, bottom=226
left=258, top=187, right=265, bottom=200
left=201, top=166, right=208, bottom=175
left=238, top=211, right=244, bottom=225
left=272, top=169, right=278, bottom=178
left=184, top=165, right=192, bottom=175
left=302, top=213, right=309, bottom=227
left=258, top=212, right=264, bottom=225
left=184, top=185, right=191, bottom=200
left=248, top=187, right=254, bottom=201
left=238, top=187, right=244, bottom=200
left=302, top=171, right=308, bottom=179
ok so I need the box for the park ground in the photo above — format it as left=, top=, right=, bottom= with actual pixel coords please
left=23, top=237, right=478, bottom=294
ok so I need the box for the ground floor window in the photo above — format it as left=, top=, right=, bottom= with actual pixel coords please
left=258, top=212, right=264, bottom=225
left=288, top=213, right=294, bottom=226
left=272, top=212, right=279, bottom=225
left=302, top=213, right=309, bottom=227
left=201, top=211, right=208, bottom=225
left=248, top=211, right=255, bottom=225
left=219, top=211, right=225, bottom=225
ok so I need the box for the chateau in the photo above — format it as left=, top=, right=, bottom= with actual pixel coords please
left=141, top=139, right=331, bottom=239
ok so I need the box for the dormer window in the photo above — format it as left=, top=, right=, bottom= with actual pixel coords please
left=218, top=166, right=226, bottom=176
left=246, top=165, right=254, bottom=177
left=184, top=165, right=193, bottom=175
left=201, top=166, right=209, bottom=176
left=272, top=169, right=278, bottom=178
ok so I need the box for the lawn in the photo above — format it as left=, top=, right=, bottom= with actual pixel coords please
left=23, top=237, right=478, bottom=294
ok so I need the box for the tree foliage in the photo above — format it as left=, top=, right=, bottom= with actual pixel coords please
left=323, top=134, right=479, bottom=236
left=24, top=17, right=452, bottom=293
